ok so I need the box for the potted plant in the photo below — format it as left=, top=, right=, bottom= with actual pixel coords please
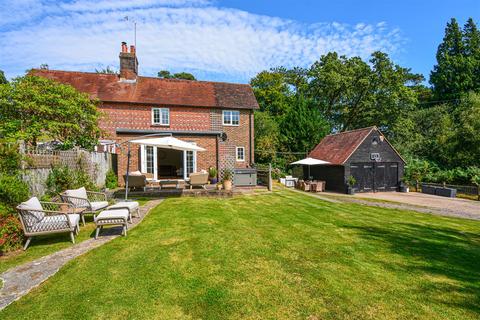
left=216, top=182, right=223, bottom=191
left=208, top=167, right=218, bottom=184
left=222, top=169, right=233, bottom=191
left=399, top=177, right=410, bottom=193
left=346, top=175, right=356, bottom=195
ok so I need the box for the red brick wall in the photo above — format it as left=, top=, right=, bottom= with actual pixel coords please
left=98, top=103, right=254, bottom=183
left=100, top=103, right=211, bottom=138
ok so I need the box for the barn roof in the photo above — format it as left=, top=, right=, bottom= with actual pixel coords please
left=309, top=126, right=404, bottom=165
left=32, top=69, right=259, bottom=110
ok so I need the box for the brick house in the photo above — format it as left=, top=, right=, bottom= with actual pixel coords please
left=34, top=43, right=259, bottom=185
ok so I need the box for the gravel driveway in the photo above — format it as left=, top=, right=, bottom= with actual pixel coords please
left=350, top=191, right=480, bottom=219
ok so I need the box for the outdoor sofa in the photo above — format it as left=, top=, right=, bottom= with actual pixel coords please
left=123, top=171, right=147, bottom=191
left=17, top=197, right=80, bottom=250
left=60, top=187, right=109, bottom=226
left=187, top=172, right=209, bottom=189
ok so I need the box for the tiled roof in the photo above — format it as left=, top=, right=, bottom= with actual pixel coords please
left=32, top=69, right=259, bottom=110
left=309, top=127, right=376, bottom=165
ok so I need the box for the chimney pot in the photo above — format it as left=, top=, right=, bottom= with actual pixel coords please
left=119, top=42, right=138, bottom=80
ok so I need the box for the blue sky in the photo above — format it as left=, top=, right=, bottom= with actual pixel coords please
left=0, top=0, right=479, bottom=83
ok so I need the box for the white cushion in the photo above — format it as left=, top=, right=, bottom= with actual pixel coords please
left=130, top=171, right=142, bottom=176
left=108, top=201, right=139, bottom=211
left=95, top=209, right=129, bottom=221
left=38, top=214, right=79, bottom=231
left=90, top=201, right=109, bottom=211
left=19, top=197, right=45, bottom=221
left=65, top=187, right=88, bottom=200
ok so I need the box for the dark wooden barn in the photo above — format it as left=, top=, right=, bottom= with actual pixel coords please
left=307, top=126, right=405, bottom=193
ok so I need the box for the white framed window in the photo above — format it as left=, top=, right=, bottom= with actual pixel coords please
left=236, top=146, right=245, bottom=162
left=152, top=108, right=170, bottom=126
left=222, top=110, right=240, bottom=126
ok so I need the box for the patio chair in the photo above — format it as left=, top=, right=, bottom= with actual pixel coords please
left=187, top=172, right=209, bottom=189
left=17, top=197, right=80, bottom=250
left=60, top=187, right=109, bottom=226
left=123, top=174, right=147, bottom=191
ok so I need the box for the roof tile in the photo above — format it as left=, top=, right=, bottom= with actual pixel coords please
left=32, top=69, right=259, bottom=110
left=309, top=127, right=375, bottom=165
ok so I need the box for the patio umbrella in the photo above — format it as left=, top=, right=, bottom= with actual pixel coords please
left=129, top=136, right=206, bottom=152
left=290, top=157, right=330, bottom=180
left=124, top=136, right=206, bottom=200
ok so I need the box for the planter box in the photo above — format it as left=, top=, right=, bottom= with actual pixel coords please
left=435, top=187, right=457, bottom=198
left=422, top=184, right=436, bottom=195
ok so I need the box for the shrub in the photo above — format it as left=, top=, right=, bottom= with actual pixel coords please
left=0, top=205, right=24, bottom=253
left=0, top=174, right=29, bottom=207
left=46, top=165, right=97, bottom=196
left=0, top=143, right=23, bottom=174
left=105, top=169, right=118, bottom=189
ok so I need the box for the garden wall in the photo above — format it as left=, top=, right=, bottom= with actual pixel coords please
left=21, top=147, right=115, bottom=197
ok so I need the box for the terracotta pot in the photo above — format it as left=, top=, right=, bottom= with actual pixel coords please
left=223, top=180, right=232, bottom=191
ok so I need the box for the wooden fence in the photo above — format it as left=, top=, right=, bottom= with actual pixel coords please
left=20, top=147, right=115, bottom=197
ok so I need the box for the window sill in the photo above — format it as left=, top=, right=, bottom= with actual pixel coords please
left=151, top=124, right=170, bottom=127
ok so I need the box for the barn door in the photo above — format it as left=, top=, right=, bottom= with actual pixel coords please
left=386, top=163, right=398, bottom=191
left=374, top=163, right=386, bottom=191
left=350, top=163, right=374, bottom=192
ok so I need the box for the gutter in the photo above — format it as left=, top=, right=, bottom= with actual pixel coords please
left=116, top=128, right=222, bottom=136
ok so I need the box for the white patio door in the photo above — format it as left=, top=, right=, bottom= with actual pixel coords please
left=183, top=142, right=197, bottom=180
left=140, top=145, right=158, bottom=180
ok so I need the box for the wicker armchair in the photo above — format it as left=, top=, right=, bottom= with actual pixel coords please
left=60, top=187, right=109, bottom=226
left=17, top=197, right=80, bottom=250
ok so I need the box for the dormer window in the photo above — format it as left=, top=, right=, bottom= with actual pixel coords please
left=152, top=108, right=169, bottom=126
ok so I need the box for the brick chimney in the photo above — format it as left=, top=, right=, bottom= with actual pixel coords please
left=119, top=41, right=138, bottom=80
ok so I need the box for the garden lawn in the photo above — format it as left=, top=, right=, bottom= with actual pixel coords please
left=2, top=190, right=480, bottom=319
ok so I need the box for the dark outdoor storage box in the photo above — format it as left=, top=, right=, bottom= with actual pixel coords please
left=422, top=184, right=436, bottom=195
left=435, top=187, right=457, bottom=198
left=233, top=168, right=257, bottom=186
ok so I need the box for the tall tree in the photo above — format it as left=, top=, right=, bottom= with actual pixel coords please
left=0, top=75, right=101, bottom=149
left=95, top=66, right=118, bottom=74
left=463, top=18, right=480, bottom=91
left=307, top=51, right=422, bottom=134
left=254, top=111, right=280, bottom=164
left=250, top=69, right=297, bottom=116
left=157, top=70, right=196, bottom=80
left=430, top=18, right=480, bottom=98
left=0, top=70, right=7, bottom=84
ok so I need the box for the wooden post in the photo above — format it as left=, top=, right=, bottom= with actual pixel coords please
left=268, top=163, right=272, bottom=191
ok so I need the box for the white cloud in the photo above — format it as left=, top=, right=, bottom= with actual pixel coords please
left=0, top=0, right=404, bottom=82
